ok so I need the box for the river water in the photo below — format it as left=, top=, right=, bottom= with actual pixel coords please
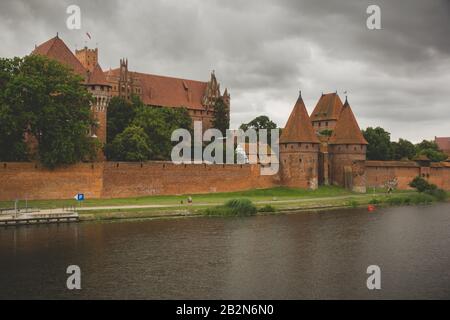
left=1, top=203, right=450, bottom=299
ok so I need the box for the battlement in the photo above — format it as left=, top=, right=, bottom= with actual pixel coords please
left=75, top=46, right=98, bottom=72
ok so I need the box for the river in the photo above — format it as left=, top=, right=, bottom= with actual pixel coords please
left=1, top=203, right=450, bottom=299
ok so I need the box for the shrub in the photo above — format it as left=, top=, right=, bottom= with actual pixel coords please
left=424, top=188, right=447, bottom=201
left=258, top=205, right=276, bottom=213
left=347, top=200, right=359, bottom=208
left=369, top=198, right=381, bottom=205
left=387, top=194, right=435, bottom=206
left=204, top=198, right=257, bottom=217
left=409, top=176, right=432, bottom=193
left=386, top=197, right=406, bottom=206
left=410, top=194, right=434, bottom=205
left=409, top=176, right=447, bottom=202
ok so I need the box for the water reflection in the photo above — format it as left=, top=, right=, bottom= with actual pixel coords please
left=1, top=204, right=450, bottom=299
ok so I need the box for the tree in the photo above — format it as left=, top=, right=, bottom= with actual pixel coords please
left=132, top=105, right=192, bottom=160
left=416, top=148, right=448, bottom=162
left=0, top=58, right=29, bottom=161
left=391, top=138, right=416, bottom=160
left=106, top=96, right=138, bottom=144
left=239, top=115, right=278, bottom=145
left=212, top=97, right=230, bottom=135
left=362, top=127, right=392, bottom=160
left=0, top=55, right=98, bottom=168
left=415, top=139, right=447, bottom=162
left=106, top=125, right=151, bottom=161
left=416, top=140, right=440, bottom=151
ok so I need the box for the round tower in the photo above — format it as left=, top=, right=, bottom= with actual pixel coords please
left=328, top=98, right=368, bottom=192
left=85, top=63, right=112, bottom=159
left=279, top=91, right=320, bottom=189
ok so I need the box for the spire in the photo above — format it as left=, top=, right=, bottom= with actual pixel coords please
left=329, top=99, right=368, bottom=145
left=280, top=93, right=320, bottom=144
left=310, top=92, right=344, bottom=121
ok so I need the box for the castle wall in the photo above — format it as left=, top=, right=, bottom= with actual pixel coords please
left=0, top=162, right=104, bottom=201
left=279, top=143, right=319, bottom=189
left=101, top=162, right=278, bottom=198
left=366, top=161, right=450, bottom=190
left=0, top=162, right=278, bottom=201
left=1, top=160, right=448, bottom=202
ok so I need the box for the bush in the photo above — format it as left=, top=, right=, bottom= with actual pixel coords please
left=409, top=176, right=432, bottom=193
left=258, top=205, right=276, bottom=213
left=409, top=176, right=447, bottom=202
left=425, top=188, right=447, bottom=201
left=347, top=200, right=359, bottom=208
left=204, top=198, right=257, bottom=217
left=387, top=194, right=435, bottom=206
left=410, top=194, right=434, bottom=205
left=386, top=197, right=406, bottom=206
left=369, top=198, right=381, bottom=205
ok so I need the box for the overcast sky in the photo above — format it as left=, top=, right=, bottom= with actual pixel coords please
left=1, top=0, right=449, bottom=142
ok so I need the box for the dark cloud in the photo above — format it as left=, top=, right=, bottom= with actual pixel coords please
left=1, top=0, right=449, bottom=142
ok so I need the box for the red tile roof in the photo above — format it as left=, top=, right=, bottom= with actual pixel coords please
left=106, top=69, right=208, bottom=110
left=329, top=99, right=368, bottom=145
left=86, top=63, right=109, bottom=86
left=280, top=93, right=320, bottom=144
left=32, top=36, right=87, bottom=77
left=435, top=137, right=450, bottom=153
left=311, top=93, right=343, bottom=121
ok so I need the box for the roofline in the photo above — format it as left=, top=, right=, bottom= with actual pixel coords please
left=106, top=68, right=209, bottom=85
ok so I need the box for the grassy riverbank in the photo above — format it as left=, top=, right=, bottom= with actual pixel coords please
left=2, top=186, right=446, bottom=222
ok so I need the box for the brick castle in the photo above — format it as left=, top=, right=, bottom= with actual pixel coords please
left=31, top=35, right=230, bottom=147
left=0, top=35, right=449, bottom=200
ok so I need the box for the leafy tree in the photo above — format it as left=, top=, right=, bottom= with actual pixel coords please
left=0, top=58, right=29, bottom=161
left=391, top=138, right=416, bottom=160
left=415, top=140, right=447, bottom=162
left=416, top=140, right=440, bottom=151
left=106, top=125, right=151, bottom=161
left=132, top=106, right=192, bottom=160
left=212, top=96, right=230, bottom=135
left=106, top=96, right=138, bottom=144
left=416, top=148, right=448, bottom=162
left=362, top=127, right=392, bottom=160
left=0, top=55, right=98, bottom=168
left=239, top=115, right=278, bottom=145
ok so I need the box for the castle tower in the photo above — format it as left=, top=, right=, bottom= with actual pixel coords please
left=202, top=71, right=221, bottom=110
left=310, top=92, right=344, bottom=134
left=85, top=64, right=112, bottom=157
left=310, top=92, right=344, bottom=186
left=279, top=91, right=320, bottom=189
left=223, top=88, right=231, bottom=107
left=75, top=47, right=98, bottom=73
left=328, top=98, right=368, bottom=192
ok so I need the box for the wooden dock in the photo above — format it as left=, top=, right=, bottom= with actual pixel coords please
left=0, top=212, right=79, bottom=226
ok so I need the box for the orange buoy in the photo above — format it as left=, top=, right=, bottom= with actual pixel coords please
left=367, top=205, right=376, bottom=212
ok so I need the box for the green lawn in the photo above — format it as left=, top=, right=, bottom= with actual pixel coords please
left=0, top=185, right=410, bottom=210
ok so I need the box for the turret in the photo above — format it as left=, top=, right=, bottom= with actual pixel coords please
left=328, top=97, right=368, bottom=192
left=75, top=46, right=98, bottom=73
left=310, top=92, right=344, bottom=134
left=279, top=91, right=320, bottom=189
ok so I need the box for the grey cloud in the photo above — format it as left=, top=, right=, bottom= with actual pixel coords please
left=0, top=0, right=449, bottom=142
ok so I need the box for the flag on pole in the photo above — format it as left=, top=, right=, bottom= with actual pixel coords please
left=86, top=32, right=91, bottom=40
